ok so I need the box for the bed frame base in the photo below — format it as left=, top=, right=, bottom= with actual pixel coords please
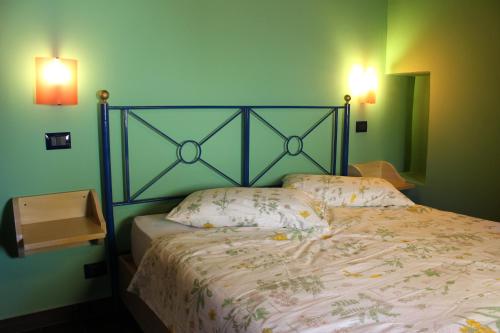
left=119, top=255, right=170, bottom=333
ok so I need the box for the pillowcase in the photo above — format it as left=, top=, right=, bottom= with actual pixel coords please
left=282, top=174, right=414, bottom=207
left=166, top=187, right=327, bottom=230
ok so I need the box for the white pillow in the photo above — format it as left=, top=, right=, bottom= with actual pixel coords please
left=166, top=187, right=327, bottom=230
left=282, top=174, right=414, bottom=207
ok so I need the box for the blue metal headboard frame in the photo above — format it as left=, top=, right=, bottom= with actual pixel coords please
left=98, top=90, right=351, bottom=301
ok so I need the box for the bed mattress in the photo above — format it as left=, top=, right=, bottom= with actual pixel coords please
left=131, top=214, right=195, bottom=265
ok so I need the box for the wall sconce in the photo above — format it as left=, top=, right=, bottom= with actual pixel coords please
left=35, top=57, right=77, bottom=105
left=349, top=65, right=378, bottom=104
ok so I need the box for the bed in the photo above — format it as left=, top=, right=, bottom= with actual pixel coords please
left=97, top=91, right=500, bottom=333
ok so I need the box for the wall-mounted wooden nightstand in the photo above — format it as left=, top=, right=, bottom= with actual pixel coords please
left=348, top=160, right=415, bottom=191
left=12, top=189, right=106, bottom=257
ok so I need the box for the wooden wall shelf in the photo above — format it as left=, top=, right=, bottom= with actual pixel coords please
left=12, top=189, right=106, bottom=257
left=348, top=160, right=416, bottom=191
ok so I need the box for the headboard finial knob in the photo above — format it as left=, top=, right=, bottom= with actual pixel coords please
left=98, top=90, right=110, bottom=104
left=344, top=94, right=351, bottom=104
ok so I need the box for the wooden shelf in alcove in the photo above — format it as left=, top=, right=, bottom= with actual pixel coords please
left=12, top=189, right=107, bottom=257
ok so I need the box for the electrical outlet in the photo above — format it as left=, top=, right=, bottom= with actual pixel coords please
left=84, top=261, right=107, bottom=279
left=356, top=121, right=368, bottom=133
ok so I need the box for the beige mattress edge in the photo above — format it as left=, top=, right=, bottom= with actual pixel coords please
left=131, top=214, right=196, bottom=265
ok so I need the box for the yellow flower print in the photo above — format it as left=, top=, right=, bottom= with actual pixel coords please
left=467, top=319, right=482, bottom=328
left=460, top=319, right=495, bottom=333
left=272, top=233, right=288, bottom=241
left=208, top=308, right=216, bottom=320
left=312, top=203, right=325, bottom=218
left=350, top=193, right=357, bottom=203
left=262, top=329, right=273, bottom=333
left=299, top=210, right=311, bottom=219
left=203, top=223, right=214, bottom=229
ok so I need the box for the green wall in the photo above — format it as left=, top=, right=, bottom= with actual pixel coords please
left=386, top=0, right=500, bottom=221
left=409, top=74, right=429, bottom=181
left=0, top=0, right=395, bottom=319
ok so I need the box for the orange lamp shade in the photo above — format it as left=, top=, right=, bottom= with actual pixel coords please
left=35, top=57, right=77, bottom=105
left=365, top=89, right=376, bottom=104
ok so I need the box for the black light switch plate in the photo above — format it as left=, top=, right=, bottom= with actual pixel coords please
left=45, top=132, right=71, bottom=150
left=356, top=121, right=368, bottom=133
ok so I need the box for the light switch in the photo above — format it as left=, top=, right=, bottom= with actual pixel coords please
left=45, top=132, right=71, bottom=150
left=356, top=121, right=368, bottom=133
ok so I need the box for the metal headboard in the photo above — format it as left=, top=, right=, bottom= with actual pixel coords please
left=98, top=90, right=351, bottom=301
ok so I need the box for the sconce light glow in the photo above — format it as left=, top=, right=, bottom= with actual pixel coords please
left=35, top=57, right=78, bottom=105
left=42, top=58, right=72, bottom=85
left=349, top=65, right=365, bottom=97
left=349, top=65, right=378, bottom=104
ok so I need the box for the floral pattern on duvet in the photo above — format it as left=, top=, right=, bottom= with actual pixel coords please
left=129, top=206, right=500, bottom=333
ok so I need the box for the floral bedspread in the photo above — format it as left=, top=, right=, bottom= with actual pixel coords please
left=129, top=206, right=500, bottom=333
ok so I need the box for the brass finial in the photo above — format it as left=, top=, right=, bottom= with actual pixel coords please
left=98, top=90, right=110, bottom=104
left=344, top=94, right=351, bottom=104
